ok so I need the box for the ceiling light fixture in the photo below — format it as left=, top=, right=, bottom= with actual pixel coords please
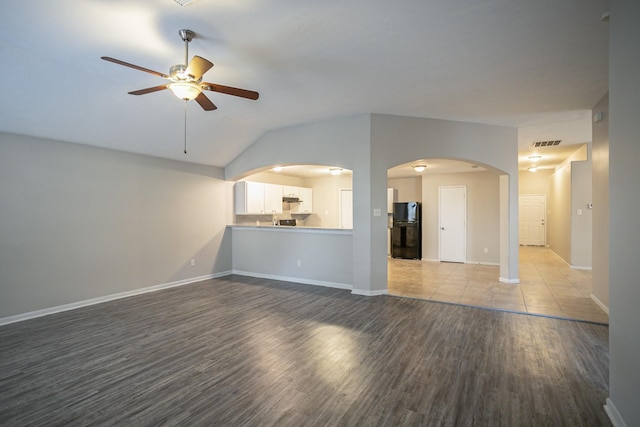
left=528, top=154, right=542, bottom=162
left=413, top=164, right=427, bottom=173
left=168, top=82, right=202, bottom=101
left=273, top=166, right=283, bottom=172
left=528, top=166, right=538, bottom=172
left=330, top=168, right=342, bottom=176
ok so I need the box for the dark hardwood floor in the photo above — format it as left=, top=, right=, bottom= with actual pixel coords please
left=0, top=275, right=610, bottom=426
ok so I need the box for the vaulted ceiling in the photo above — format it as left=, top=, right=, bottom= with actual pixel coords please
left=0, top=0, right=608, bottom=168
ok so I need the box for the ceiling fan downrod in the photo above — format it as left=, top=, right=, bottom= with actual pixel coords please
left=179, top=29, right=195, bottom=67
left=183, top=100, right=188, bottom=154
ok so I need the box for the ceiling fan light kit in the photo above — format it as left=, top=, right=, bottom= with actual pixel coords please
left=169, top=82, right=202, bottom=101
left=101, top=28, right=259, bottom=153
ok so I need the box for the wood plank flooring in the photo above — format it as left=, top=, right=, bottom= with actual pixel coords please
left=0, top=275, right=610, bottom=426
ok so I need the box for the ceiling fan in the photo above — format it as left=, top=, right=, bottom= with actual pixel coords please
left=102, top=29, right=259, bottom=111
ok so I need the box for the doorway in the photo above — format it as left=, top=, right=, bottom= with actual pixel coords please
left=339, top=188, right=353, bottom=229
left=439, top=185, right=466, bottom=262
left=519, top=194, right=546, bottom=246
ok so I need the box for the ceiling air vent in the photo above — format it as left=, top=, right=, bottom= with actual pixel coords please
left=531, top=140, right=561, bottom=149
left=173, top=0, right=198, bottom=6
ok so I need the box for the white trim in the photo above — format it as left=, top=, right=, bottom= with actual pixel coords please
left=570, top=265, right=593, bottom=271
left=604, top=398, right=628, bottom=427
left=591, top=294, right=610, bottom=315
left=231, top=270, right=352, bottom=291
left=0, top=272, right=231, bottom=326
left=499, top=277, right=520, bottom=284
left=351, top=289, right=389, bottom=297
left=465, top=261, right=501, bottom=267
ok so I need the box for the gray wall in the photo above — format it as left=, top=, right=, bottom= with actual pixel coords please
left=591, top=94, right=609, bottom=308
left=421, top=172, right=500, bottom=264
left=370, top=114, right=519, bottom=283
left=548, top=157, right=573, bottom=262
left=225, top=114, right=377, bottom=293
left=547, top=146, right=591, bottom=267
left=571, top=153, right=592, bottom=269
left=0, top=133, right=233, bottom=319
left=227, top=114, right=519, bottom=294
left=607, top=0, right=640, bottom=424
left=232, top=227, right=353, bottom=287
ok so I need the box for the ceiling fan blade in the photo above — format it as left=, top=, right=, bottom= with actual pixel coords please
left=202, top=82, right=259, bottom=100
left=101, top=56, right=169, bottom=79
left=185, top=56, right=213, bottom=80
left=195, top=93, right=217, bottom=111
left=128, top=85, right=170, bottom=95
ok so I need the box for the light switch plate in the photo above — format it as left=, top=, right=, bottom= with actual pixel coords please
left=373, top=208, right=382, bottom=217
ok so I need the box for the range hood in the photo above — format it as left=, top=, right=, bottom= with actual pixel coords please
left=282, top=196, right=301, bottom=203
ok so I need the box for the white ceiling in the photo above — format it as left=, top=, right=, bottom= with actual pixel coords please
left=0, top=0, right=608, bottom=168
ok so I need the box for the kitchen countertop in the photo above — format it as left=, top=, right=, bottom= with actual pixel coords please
left=228, top=225, right=352, bottom=234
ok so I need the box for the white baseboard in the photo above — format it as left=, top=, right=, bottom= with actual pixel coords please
left=605, top=398, right=628, bottom=427
left=571, top=265, right=593, bottom=271
left=466, top=260, right=500, bottom=267
left=499, top=277, right=520, bottom=284
left=231, top=270, right=352, bottom=291
left=0, top=272, right=231, bottom=327
left=591, top=294, right=610, bottom=315
left=351, top=289, right=389, bottom=297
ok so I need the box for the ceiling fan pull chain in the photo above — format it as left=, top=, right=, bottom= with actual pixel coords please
left=183, top=100, right=188, bottom=154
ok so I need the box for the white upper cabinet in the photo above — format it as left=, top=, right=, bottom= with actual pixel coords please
left=236, top=181, right=312, bottom=215
left=283, top=186, right=300, bottom=198
left=264, top=183, right=283, bottom=214
left=236, top=181, right=265, bottom=214
left=293, top=187, right=313, bottom=214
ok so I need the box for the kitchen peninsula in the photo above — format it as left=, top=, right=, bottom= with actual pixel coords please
left=230, top=178, right=354, bottom=290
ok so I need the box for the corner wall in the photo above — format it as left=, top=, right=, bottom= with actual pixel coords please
left=0, top=133, right=233, bottom=320
left=606, top=0, right=640, bottom=424
left=591, top=94, right=609, bottom=308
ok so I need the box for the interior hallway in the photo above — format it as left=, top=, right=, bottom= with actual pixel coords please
left=388, top=246, right=608, bottom=324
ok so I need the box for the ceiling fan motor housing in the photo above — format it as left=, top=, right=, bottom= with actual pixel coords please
left=170, top=64, right=188, bottom=79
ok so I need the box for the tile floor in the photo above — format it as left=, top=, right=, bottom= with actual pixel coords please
left=388, top=246, right=609, bottom=324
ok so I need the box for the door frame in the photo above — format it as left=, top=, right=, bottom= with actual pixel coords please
left=339, top=188, right=353, bottom=229
left=438, top=185, right=467, bottom=263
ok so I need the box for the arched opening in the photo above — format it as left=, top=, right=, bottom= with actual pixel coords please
left=386, top=158, right=507, bottom=307
left=233, top=164, right=353, bottom=229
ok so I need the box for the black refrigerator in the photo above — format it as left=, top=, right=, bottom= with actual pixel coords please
left=391, top=202, right=422, bottom=259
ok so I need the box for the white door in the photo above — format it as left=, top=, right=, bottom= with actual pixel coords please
left=519, top=194, right=546, bottom=246
left=339, top=189, right=353, bottom=229
left=439, top=186, right=466, bottom=263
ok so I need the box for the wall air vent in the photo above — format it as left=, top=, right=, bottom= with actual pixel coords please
left=531, top=140, right=562, bottom=148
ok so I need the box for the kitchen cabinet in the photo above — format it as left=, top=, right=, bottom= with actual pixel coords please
left=293, top=187, right=313, bottom=214
left=236, top=181, right=265, bottom=214
left=264, top=183, right=283, bottom=214
left=283, top=186, right=300, bottom=198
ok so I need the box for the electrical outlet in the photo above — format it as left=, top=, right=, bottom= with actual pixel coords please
left=297, top=259, right=302, bottom=267
left=483, top=248, right=488, bottom=254
left=190, top=259, right=196, bottom=267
